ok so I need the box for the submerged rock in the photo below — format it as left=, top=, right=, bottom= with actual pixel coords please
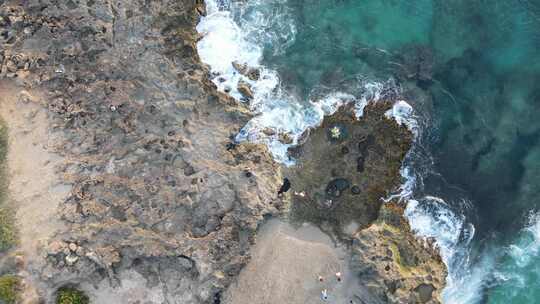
left=232, top=61, right=261, bottom=81
left=237, top=80, right=254, bottom=101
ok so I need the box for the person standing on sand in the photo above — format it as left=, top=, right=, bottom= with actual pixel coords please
left=336, top=272, right=342, bottom=282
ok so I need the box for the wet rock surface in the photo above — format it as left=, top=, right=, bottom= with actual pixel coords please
left=232, top=61, right=260, bottom=81
left=351, top=203, right=447, bottom=304
left=286, top=102, right=412, bottom=232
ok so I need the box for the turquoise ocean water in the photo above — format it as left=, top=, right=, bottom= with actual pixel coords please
left=198, top=1, right=540, bottom=303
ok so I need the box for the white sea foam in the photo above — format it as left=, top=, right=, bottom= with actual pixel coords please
left=385, top=100, right=419, bottom=136
left=462, top=212, right=540, bottom=304
left=197, top=0, right=400, bottom=164
left=508, top=212, right=540, bottom=267
left=404, top=195, right=481, bottom=304
left=196, top=2, right=280, bottom=103
left=495, top=212, right=540, bottom=288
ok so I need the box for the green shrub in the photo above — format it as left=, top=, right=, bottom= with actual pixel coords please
left=0, top=120, right=14, bottom=253
left=0, top=208, right=16, bottom=252
left=56, top=287, right=89, bottom=304
left=0, top=275, right=21, bottom=304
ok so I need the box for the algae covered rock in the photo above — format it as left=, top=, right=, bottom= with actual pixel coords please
left=352, top=202, right=447, bottom=304
left=286, top=102, right=412, bottom=233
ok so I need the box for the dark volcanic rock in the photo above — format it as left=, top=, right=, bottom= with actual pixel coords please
left=237, top=80, right=254, bottom=101
left=325, top=178, right=350, bottom=199
left=232, top=61, right=260, bottom=81
left=286, top=102, right=413, bottom=232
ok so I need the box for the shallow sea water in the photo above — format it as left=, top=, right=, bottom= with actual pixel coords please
left=198, top=0, right=540, bottom=303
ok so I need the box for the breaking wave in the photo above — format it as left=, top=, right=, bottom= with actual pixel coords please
left=485, top=211, right=540, bottom=302
left=196, top=0, right=412, bottom=164
left=404, top=196, right=481, bottom=303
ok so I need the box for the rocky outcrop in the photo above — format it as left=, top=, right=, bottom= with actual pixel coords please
left=284, top=102, right=446, bottom=303
left=0, top=0, right=446, bottom=303
left=1, top=1, right=282, bottom=302
left=286, top=102, right=412, bottom=233
left=352, top=202, right=446, bottom=304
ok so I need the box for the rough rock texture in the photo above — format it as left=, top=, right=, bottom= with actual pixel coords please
left=285, top=102, right=446, bottom=303
left=1, top=1, right=282, bottom=302
left=0, top=0, right=446, bottom=303
left=287, top=102, right=412, bottom=233
left=352, top=203, right=447, bottom=304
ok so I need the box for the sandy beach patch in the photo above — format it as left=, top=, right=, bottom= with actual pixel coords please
left=224, top=219, right=359, bottom=304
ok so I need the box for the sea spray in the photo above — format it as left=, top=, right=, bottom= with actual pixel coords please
left=387, top=110, right=482, bottom=303
left=392, top=132, right=484, bottom=303
left=197, top=0, right=404, bottom=164
left=484, top=212, right=540, bottom=302
left=404, top=197, right=481, bottom=303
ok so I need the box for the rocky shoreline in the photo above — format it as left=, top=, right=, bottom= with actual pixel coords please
left=0, top=1, right=445, bottom=303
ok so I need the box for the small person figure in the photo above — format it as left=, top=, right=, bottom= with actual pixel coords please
left=321, top=289, right=328, bottom=301
left=336, top=272, right=342, bottom=282
left=318, top=275, right=324, bottom=282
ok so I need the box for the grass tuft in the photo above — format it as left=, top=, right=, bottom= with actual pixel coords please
left=56, top=287, right=89, bottom=304
left=0, top=120, right=15, bottom=253
left=0, top=275, right=21, bottom=304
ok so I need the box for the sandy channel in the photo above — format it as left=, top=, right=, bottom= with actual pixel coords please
left=0, top=81, right=71, bottom=303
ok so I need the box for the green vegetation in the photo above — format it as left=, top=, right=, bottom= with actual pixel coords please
left=0, top=208, right=16, bottom=252
left=0, top=275, right=21, bottom=304
left=0, top=120, right=15, bottom=252
left=56, top=287, right=89, bottom=304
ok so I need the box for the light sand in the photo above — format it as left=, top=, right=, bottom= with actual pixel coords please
left=0, top=81, right=71, bottom=303
left=224, top=220, right=359, bottom=304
